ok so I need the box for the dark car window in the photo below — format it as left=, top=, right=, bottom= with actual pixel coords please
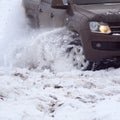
left=74, top=0, right=120, bottom=5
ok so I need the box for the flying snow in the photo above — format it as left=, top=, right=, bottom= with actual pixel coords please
left=0, top=0, right=75, bottom=72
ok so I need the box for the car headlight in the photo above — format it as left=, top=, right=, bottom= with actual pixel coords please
left=89, top=21, right=111, bottom=34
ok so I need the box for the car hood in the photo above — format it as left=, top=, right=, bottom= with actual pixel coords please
left=74, top=3, right=120, bottom=22
left=79, top=3, right=120, bottom=14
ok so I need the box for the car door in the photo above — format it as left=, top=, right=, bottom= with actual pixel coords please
left=39, top=0, right=66, bottom=28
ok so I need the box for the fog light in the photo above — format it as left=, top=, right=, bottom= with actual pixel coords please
left=96, top=43, right=101, bottom=48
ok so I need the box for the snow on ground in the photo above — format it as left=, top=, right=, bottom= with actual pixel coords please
left=0, top=0, right=120, bottom=120
left=1, top=68, right=120, bottom=120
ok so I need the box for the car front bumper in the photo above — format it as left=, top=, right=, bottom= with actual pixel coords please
left=81, top=30, right=120, bottom=62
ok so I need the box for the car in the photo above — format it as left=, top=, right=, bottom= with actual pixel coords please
left=22, top=0, right=120, bottom=70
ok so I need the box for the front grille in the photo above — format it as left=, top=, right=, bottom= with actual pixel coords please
left=108, top=22, right=120, bottom=34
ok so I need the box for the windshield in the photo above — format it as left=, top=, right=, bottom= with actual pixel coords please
left=74, top=0, right=120, bottom=5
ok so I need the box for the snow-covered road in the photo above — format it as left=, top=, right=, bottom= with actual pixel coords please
left=1, top=68, right=120, bottom=120
left=0, top=0, right=120, bottom=120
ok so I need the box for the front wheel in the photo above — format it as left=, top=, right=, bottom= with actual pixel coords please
left=66, top=32, right=94, bottom=70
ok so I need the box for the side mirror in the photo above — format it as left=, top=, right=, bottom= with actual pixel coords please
left=51, top=0, right=68, bottom=9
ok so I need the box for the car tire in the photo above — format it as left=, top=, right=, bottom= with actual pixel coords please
left=66, top=31, right=94, bottom=70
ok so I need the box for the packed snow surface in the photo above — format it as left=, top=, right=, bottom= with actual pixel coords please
left=0, top=0, right=120, bottom=120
